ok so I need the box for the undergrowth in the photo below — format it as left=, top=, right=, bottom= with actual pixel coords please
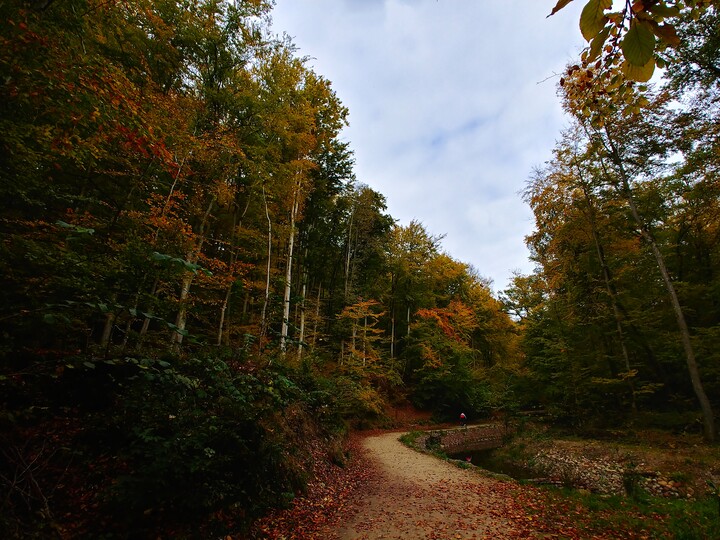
left=0, top=352, right=348, bottom=538
left=532, top=486, right=720, bottom=539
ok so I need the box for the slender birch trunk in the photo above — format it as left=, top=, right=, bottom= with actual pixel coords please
left=217, top=285, right=232, bottom=346
left=137, top=277, right=159, bottom=346
left=350, top=319, right=357, bottom=354
left=312, top=282, right=321, bottom=347
left=344, top=204, right=354, bottom=301
left=281, top=188, right=300, bottom=353
left=217, top=196, right=251, bottom=346
left=362, top=315, right=367, bottom=367
left=590, top=222, right=636, bottom=411
left=217, top=210, right=239, bottom=346
left=390, top=309, right=395, bottom=360
left=297, top=266, right=308, bottom=361
left=260, top=185, right=273, bottom=351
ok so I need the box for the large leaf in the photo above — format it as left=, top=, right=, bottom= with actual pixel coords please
left=588, top=25, right=611, bottom=61
left=548, top=0, right=575, bottom=17
left=651, top=22, right=680, bottom=48
left=580, top=0, right=611, bottom=41
left=620, top=19, right=656, bottom=66
left=647, top=3, right=680, bottom=18
left=622, top=57, right=655, bottom=82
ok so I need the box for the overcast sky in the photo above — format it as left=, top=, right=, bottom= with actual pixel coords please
left=269, top=0, right=587, bottom=292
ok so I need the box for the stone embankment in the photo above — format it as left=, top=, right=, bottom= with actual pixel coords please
left=415, top=423, right=507, bottom=454
left=531, top=447, right=698, bottom=499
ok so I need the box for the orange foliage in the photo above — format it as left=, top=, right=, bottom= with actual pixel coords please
left=417, top=301, right=476, bottom=344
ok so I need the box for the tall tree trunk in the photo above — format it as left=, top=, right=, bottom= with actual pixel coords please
left=605, top=134, right=715, bottom=441
left=390, top=309, right=396, bottom=360
left=390, top=274, right=396, bottom=359
left=154, top=151, right=190, bottom=243
left=281, top=190, right=300, bottom=353
left=216, top=209, right=237, bottom=347
left=406, top=305, right=411, bottom=337
left=170, top=269, right=194, bottom=347
left=362, top=315, right=367, bottom=367
left=297, top=266, right=308, bottom=361
left=137, top=276, right=159, bottom=348
left=260, top=185, right=273, bottom=351
left=100, top=311, right=116, bottom=350
left=217, top=285, right=232, bottom=346
left=217, top=198, right=249, bottom=347
left=137, top=151, right=190, bottom=349
left=591, top=225, right=637, bottom=412
left=344, top=205, right=354, bottom=302
left=351, top=321, right=357, bottom=354
left=312, top=282, right=322, bottom=347
left=170, top=197, right=215, bottom=348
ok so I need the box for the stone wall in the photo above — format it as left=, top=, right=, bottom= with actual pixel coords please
left=418, top=424, right=506, bottom=454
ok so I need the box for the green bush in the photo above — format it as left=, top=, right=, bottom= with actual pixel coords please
left=93, top=356, right=321, bottom=535
left=0, top=353, right=343, bottom=538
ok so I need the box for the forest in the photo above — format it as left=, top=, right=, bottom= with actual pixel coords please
left=1, top=0, right=718, bottom=537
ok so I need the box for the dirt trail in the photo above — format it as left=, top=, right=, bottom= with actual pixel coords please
left=325, top=431, right=535, bottom=540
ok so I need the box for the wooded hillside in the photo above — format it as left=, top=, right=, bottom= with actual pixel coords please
left=0, top=1, right=519, bottom=536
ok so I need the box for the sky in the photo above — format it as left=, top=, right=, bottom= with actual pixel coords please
left=268, top=0, right=587, bottom=292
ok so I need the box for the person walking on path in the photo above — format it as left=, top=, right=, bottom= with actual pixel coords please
left=459, top=412, right=467, bottom=427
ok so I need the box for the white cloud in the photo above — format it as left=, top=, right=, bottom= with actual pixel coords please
left=271, top=0, right=586, bottom=291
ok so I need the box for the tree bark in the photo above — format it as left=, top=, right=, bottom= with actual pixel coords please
left=260, top=185, right=273, bottom=352
left=217, top=197, right=248, bottom=347
left=137, top=276, right=159, bottom=348
left=297, top=266, right=308, bottom=361
left=170, top=197, right=214, bottom=348
left=312, top=282, right=322, bottom=348
left=100, top=311, right=115, bottom=349
left=281, top=188, right=300, bottom=353
left=344, top=203, right=354, bottom=302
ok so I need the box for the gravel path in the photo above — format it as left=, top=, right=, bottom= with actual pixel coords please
left=327, top=431, right=535, bottom=540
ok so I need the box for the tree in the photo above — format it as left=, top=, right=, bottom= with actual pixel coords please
left=385, top=220, right=443, bottom=360
left=531, top=57, right=718, bottom=437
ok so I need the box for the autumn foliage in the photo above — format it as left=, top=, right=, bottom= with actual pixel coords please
left=0, top=0, right=521, bottom=536
left=3, top=0, right=718, bottom=536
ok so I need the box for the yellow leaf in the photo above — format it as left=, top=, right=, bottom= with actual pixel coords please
left=580, top=0, right=612, bottom=41
left=622, top=57, right=655, bottom=82
left=588, top=25, right=611, bottom=61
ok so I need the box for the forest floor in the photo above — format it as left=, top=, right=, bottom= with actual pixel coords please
left=249, top=415, right=720, bottom=539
